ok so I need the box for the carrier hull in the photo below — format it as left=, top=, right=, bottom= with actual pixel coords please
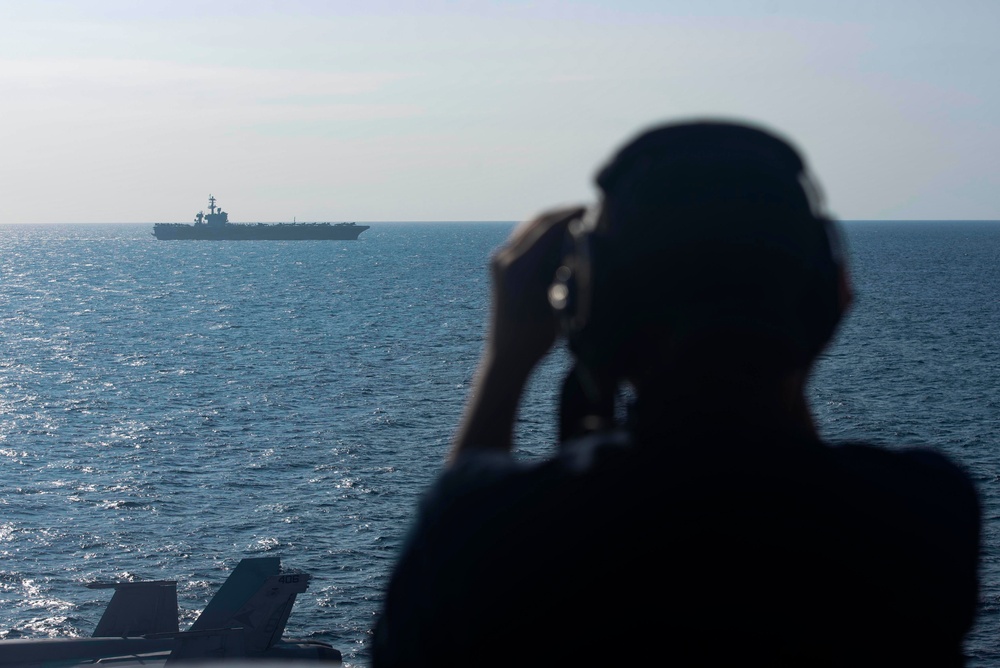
left=153, top=222, right=369, bottom=240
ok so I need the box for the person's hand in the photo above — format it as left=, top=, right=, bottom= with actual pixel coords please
left=449, top=205, right=585, bottom=461
left=486, top=206, right=586, bottom=372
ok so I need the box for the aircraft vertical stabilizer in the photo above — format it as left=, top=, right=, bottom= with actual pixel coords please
left=188, top=557, right=280, bottom=633
left=233, top=572, right=311, bottom=653
left=88, top=580, right=179, bottom=637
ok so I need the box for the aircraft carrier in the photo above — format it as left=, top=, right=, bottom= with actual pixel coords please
left=153, top=195, right=370, bottom=241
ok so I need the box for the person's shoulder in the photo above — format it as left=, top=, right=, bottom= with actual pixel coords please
left=828, top=441, right=980, bottom=532
left=831, top=442, right=975, bottom=493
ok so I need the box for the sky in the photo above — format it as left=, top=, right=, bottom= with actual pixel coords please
left=1, top=0, right=998, bottom=223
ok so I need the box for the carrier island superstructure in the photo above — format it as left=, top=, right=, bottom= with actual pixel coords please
left=153, top=195, right=369, bottom=240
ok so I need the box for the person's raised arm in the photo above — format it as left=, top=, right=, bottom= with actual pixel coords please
left=449, top=206, right=585, bottom=463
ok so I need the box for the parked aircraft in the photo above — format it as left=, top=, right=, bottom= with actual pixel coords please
left=0, top=557, right=341, bottom=666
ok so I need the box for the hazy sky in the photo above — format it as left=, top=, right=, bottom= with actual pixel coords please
left=1, top=0, right=998, bottom=223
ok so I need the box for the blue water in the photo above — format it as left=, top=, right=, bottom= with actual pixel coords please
left=0, top=221, right=998, bottom=665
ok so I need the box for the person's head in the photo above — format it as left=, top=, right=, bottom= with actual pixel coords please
left=551, top=120, right=851, bottom=398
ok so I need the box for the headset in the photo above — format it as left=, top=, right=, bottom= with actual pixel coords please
left=548, top=121, right=846, bottom=440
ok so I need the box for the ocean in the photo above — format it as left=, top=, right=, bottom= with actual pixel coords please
left=0, top=221, right=998, bottom=665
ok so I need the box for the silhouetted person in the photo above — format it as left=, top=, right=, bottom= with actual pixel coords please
left=373, top=121, right=980, bottom=666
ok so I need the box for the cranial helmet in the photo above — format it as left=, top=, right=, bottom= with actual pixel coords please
left=549, top=120, right=845, bottom=381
